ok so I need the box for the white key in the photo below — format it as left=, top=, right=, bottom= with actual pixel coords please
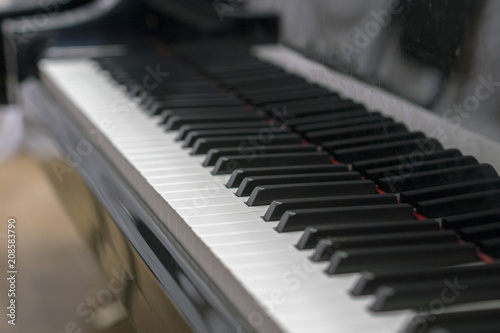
left=141, top=167, right=207, bottom=178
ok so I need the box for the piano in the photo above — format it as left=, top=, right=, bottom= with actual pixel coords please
left=4, top=0, right=500, bottom=332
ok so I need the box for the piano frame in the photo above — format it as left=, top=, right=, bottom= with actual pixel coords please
left=21, top=76, right=254, bottom=332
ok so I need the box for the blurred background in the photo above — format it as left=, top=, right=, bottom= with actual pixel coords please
left=0, top=151, right=135, bottom=333
left=0, top=0, right=134, bottom=332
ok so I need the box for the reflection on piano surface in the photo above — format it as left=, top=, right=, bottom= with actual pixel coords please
left=5, top=0, right=500, bottom=332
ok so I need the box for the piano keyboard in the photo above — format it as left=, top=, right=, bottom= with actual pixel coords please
left=39, top=40, right=500, bottom=333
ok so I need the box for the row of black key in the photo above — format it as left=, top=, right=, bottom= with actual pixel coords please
left=171, top=44, right=500, bottom=328
left=180, top=42, right=500, bottom=333
left=95, top=41, right=500, bottom=333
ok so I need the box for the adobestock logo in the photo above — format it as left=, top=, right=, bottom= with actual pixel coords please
left=443, top=74, right=500, bottom=129
left=339, top=0, right=403, bottom=63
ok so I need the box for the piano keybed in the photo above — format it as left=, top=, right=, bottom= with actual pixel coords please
left=39, top=39, right=500, bottom=333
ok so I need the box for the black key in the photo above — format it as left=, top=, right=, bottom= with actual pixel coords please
left=312, top=230, right=458, bottom=261
left=352, top=149, right=462, bottom=172
left=240, top=82, right=309, bottom=95
left=202, top=60, right=259, bottom=72
left=191, top=133, right=302, bottom=155
left=304, top=122, right=407, bottom=142
left=151, top=92, right=239, bottom=103
left=322, top=131, right=424, bottom=151
left=295, top=112, right=384, bottom=131
left=248, top=88, right=333, bottom=105
left=233, top=83, right=311, bottom=97
left=203, top=144, right=317, bottom=167
left=297, top=115, right=391, bottom=132
left=400, top=178, right=500, bottom=205
left=217, top=67, right=283, bottom=79
left=377, top=164, right=499, bottom=193
left=177, top=120, right=269, bottom=140
left=234, top=76, right=310, bottom=88
left=352, top=262, right=500, bottom=296
left=406, top=309, right=500, bottom=333
left=165, top=113, right=265, bottom=130
left=371, top=275, right=500, bottom=312
left=458, top=222, right=500, bottom=242
left=240, top=83, right=307, bottom=97
left=231, top=78, right=304, bottom=91
left=148, top=95, right=240, bottom=110
left=151, top=96, right=243, bottom=113
left=222, top=71, right=291, bottom=85
left=144, top=92, right=234, bottom=109
left=247, top=180, right=375, bottom=206
left=139, top=88, right=219, bottom=106
left=217, top=66, right=284, bottom=80
left=218, top=67, right=286, bottom=79
left=297, top=220, right=440, bottom=249
left=365, top=156, right=478, bottom=180
left=230, top=77, right=306, bottom=92
left=184, top=127, right=291, bottom=147
left=241, top=82, right=311, bottom=96
left=268, top=101, right=336, bottom=120
left=229, top=66, right=299, bottom=78
left=276, top=204, right=414, bottom=232
left=237, top=172, right=361, bottom=197
left=442, top=208, right=500, bottom=229
left=228, top=75, right=306, bottom=90
left=285, top=109, right=370, bottom=128
left=230, top=67, right=300, bottom=80
left=264, top=194, right=397, bottom=221
left=205, top=61, right=272, bottom=74
left=205, top=61, right=275, bottom=74
left=287, top=102, right=365, bottom=118
left=222, top=70, right=300, bottom=83
left=334, top=138, right=443, bottom=164
left=226, top=164, right=348, bottom=188
left=478, top=237, right=500, bottom=258
left=265, top=95, right=345, bottom=109
left=228, top=75, right=302, bottom=88
left=211, top=151, right=330, bottom=175
left=222, top=71, right=296, bottom=85
left=244, top=85, right=325, bottom=99
left=415, top=189, right=500, bottom=218
left=326, top=243, right=478, bottom=275
left=265, top=95, right=346, bottom=113
left=269, top=100, right=362, bottom=121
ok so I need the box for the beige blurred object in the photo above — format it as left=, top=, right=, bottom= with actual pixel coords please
left=0, top=152, right=135, bottom=333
